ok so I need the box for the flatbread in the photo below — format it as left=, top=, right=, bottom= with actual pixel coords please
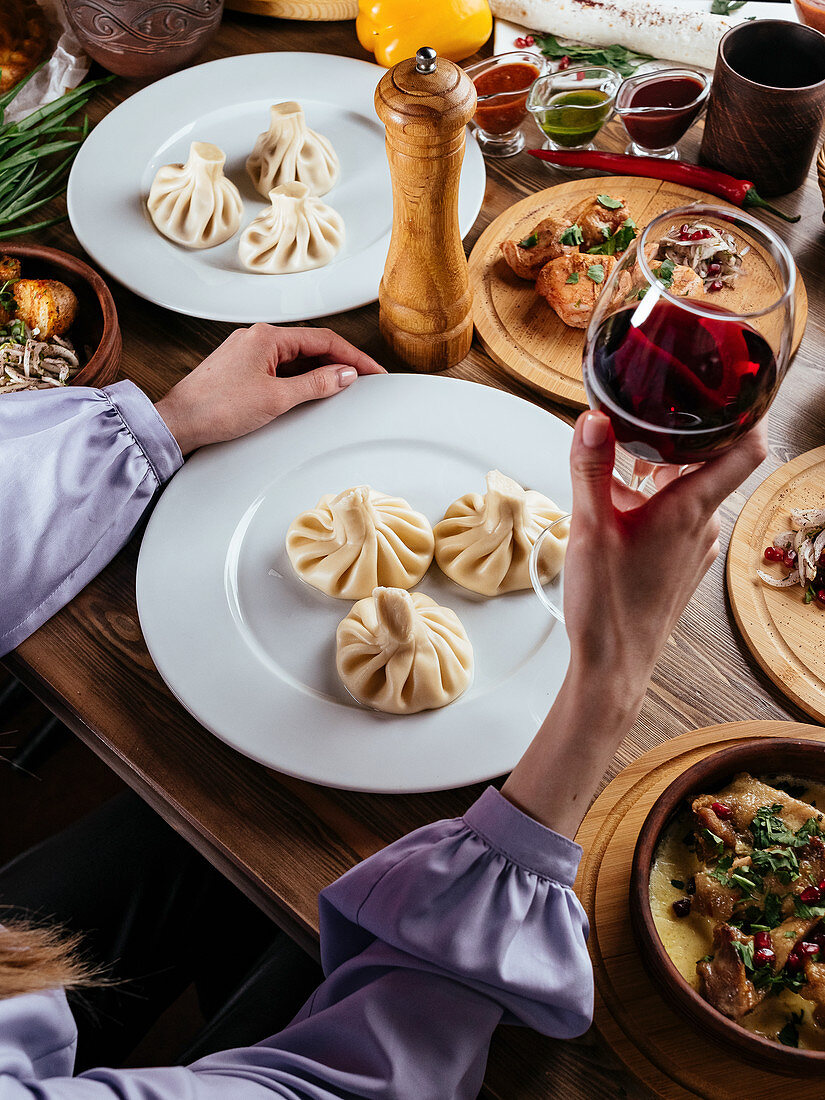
left=0, top=0, right=49, bottom=96
left=490, top=0, right=736, bottom=69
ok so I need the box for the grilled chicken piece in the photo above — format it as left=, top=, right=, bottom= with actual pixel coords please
left=698, top=925, right=763, bottom=1020
left=12, top=279, right=78, bottom=339
left=804, top=960, right=825, bottom=1027
left=670, top=265, right=705, bottom=298
left=771, top=917, right=819, bottom=970
left=536, top=253, right=625, bottom=329
left=694, top=775, right=823, bottom=855
left=692, top=870, right=739, bottom=922
left=500, top=212, right=578, bottom=280
left=693, top=798, right=739, bottom=855
left=568, top=195, right=632, bottom=251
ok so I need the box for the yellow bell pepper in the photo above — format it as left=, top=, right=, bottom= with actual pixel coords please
left=357, top=0, right=492, bottom=69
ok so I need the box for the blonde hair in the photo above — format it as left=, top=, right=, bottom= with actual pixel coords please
left=0, top=919, right=99, bottom=1000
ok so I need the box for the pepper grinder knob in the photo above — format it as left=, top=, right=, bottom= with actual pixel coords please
left=375, top=47, right=477, bottom=372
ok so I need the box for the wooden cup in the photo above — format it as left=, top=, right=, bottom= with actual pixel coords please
left=700, top=19, right=825, bottom=197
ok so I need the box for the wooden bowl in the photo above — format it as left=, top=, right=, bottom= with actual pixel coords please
left=818, top=141, right=825, bottom=224
left=630, top=738, right=825, bottom=1076
left=2, top=244, right=121, bottom=389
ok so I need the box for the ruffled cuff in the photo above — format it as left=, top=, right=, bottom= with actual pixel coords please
left=103, top=380, right=182, bottom=485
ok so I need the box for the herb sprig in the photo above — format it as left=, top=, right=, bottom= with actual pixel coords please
left=711, top=0, right=747, bottom=15
left=0, top=65, right=113, bottom=240
left=532, top=33, right=654, bottom=78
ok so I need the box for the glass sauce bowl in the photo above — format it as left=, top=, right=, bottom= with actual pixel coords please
left=527, top=66, right=620, bottom=164
left=615, top=68, right=710, bottom=159
left=465, top=51, right=545, bottom=158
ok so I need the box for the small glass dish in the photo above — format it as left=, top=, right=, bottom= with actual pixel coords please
left=615, top=68, right=710, bottom=160
left=526, top=66, right=620, bottom=165
left=465, top=51, right=546, bottom=158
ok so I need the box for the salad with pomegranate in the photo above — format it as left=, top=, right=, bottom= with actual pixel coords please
left=653, top=220, right=747, bottom=294
left=651, top=774, right=825, bottom=1050
left=758, top=509, right=825, bottom=607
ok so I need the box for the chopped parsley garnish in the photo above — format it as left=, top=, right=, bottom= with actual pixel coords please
left=586, top=264, right=605, bottom=284
left=532, top=33, right=654, bottom=78
left=699, top=954, right=714, bottom=963
left=762, top=891, right=784, bottom=929
left=654, top=257, right=676, bottom=289
left=794, top=897, right=825, bottom=920
left=732, top=939, right=755, bottom=970
left=565, top=272, right=579, bottom=285
left=778, top=1010, right=805, bottom=1048
left=597, top=194, right=623, bottom=210
left=751, top=804, right=794, bottom=848
left=0, top=278, right=16, bottom=314
left=559, top=224, right=584, bottom=247
left=518, top=231, right=539, bottom=249
left=587, top=218, right=637, bottom=257
left=711, top=0, right=747, bottom=14
left=701, top=827, right=726, bottom=857
left=751, top=847, right=799, bottom=884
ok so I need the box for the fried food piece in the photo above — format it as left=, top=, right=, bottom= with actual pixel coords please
left=568, top=195, right=632, bottom=251
left=500, top=211, right=578, bottom=280
left=671, top=265, right=705, bottom=298
left=0, top=0, right=49, bottom=95
left=0, top=254, right=20, bottom=325
left=13, top=279, right=78, bottom=339
left=536, top=253, right=622, bottom=329
left=698, top=924, right=763, bottom=1021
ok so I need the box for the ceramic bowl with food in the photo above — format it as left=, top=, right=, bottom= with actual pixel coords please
left=631, top=738, right=825, bottom=1075
left=1, top=243, right=121, bottom=391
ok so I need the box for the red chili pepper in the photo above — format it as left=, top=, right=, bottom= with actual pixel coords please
left=526, top=149, right=801, bottom=223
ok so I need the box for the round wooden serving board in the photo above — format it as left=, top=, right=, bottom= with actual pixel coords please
left=225, top=0, right=357, bottom=19
left=728, top=447, right=825, bottom=724
left=468, top=176, right=808, bottom=409
left=575, top=721, right=825, bottom=1100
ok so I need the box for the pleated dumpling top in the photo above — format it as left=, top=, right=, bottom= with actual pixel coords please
left=337, top=587, right=473, bottom=714
left=246, top=101, right=340, bottom=198
left=434, top=470, right=568, bottom=597
left=147, top=142, right=243, bottom=249
left=239, top=183, right=344, bottom=274
left=286, top=486, right=434, bottom=599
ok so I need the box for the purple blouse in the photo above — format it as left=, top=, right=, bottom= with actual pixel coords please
left=0, top=383, right=592, bottom=1098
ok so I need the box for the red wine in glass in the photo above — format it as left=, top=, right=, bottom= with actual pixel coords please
left=585, top=298, right=778, bottom=465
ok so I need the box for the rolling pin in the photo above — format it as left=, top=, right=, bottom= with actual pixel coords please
left=375, top=46, right=477, bottom=372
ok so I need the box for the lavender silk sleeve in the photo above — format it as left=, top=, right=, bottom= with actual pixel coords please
left=0, top=382, right=182, bottom=656
left=0, top=790, right=592, bottom=1099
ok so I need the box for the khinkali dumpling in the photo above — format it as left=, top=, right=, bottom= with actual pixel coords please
left=337, top=588, right=473, bottom=714
left=434, top=470, right=568, bottom=596
left=286, top=486, right=434, bottom=599
left=147, top=142, right=242, bottom=249
left=239, top=183, right=344, bottom=274
left=247, top=101, right=340, bottom=198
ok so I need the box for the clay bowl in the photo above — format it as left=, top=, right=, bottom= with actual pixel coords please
left=631, top=738, right=825, bottom=1076
left=2, top=244, right=121, bottom=388
left=61, top=0, right=224, bottom=80
left=818, top=140, right=825, bottom=224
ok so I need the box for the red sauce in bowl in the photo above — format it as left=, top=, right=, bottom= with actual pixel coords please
left=794, top=0, right=825, bottom=34
left=619, top=73, right=707, bottom=149
left=473, top=62, right=540, bottom=134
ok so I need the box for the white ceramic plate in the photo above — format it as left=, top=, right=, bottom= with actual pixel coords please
left=136, top=375, right=573, bottom=793
left=67, top=52, right=486, bottom=324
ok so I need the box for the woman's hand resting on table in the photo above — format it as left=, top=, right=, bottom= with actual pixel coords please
left=155, top=324, right=385, bottom=456
left=501, top=410, right=768, bottom=839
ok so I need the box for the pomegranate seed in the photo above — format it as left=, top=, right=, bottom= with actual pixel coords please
left=801, top=941, right=820, bottom=957
left=784, top=551, right=797, bottom=568
left=754, top=931, right=772, bottom=950
left=788, top=949, right=805, bottom=972
left=514, top=36, right=527, bottom=47
left=815, top=934, right=825, bottom=951
left=818, top=879, right=825, bottom=891
left=800, top=885, right=822, bottom=903
left=819, top=552, right=825, bottom=566
left=709, top=280, right=724, bottom=292
left=558, top=55, right=570, bottom=70
left=754, top=947, right=776, bottom=968
left=817, top=589, right=825, bottom=606
left=707, top=262, right=722, bottom=275
left=712, top=801, right=732, bottom=819
left=764, top=546, right=778, bottom=562
left=525, top=34, right=535, bottom=45
left=680, top=223, right=690, bottom=235
left=689, top=230, right=704, bottom=241
left=701, top=229, right=713, bottom=239
left=672, top=897, right=692, bottom=917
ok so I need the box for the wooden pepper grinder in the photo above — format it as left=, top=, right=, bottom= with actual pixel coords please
left=375, top=46, right=477, bottom=372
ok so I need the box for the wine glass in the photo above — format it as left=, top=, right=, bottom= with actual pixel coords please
left=530, top=202, right=796, bottom=619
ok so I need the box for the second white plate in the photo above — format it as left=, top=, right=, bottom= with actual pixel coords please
left=136, top=374, right=573, bottom=793
left=68, top=52, right=486, bottom=323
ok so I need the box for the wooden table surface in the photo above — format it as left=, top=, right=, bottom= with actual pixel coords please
left=5, top=13, right=825, bottom=1100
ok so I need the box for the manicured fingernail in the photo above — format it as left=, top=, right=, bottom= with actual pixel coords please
left=582, top=411, right=609, bottom=448
left=338, top=368, right=358, bottom=387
